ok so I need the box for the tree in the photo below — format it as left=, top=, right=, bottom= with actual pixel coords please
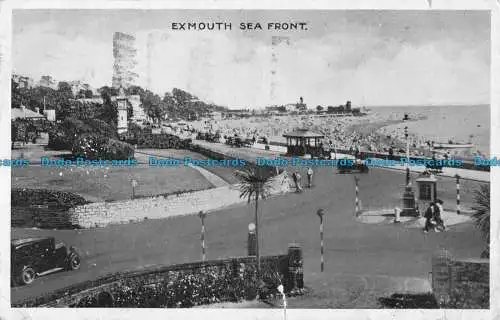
left=472, top=184, right=490, bottom=258
left=235, top=166, right=273, bottom=293
left=58, top=81, right=74, bottom=98
left=316, top=105, right=323, bottom=112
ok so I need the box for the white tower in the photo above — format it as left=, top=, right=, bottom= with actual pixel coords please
left=117, top=87, right=128, bottom=134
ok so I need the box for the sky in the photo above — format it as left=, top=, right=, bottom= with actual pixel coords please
left=13, top=10, right=490, bottom=108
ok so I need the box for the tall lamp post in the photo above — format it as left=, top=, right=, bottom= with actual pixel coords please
left=402, top=126, right=417, bottom=216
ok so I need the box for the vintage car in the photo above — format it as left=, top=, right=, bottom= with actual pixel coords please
left=337, top=158, right=369, bottom=174
left=11, top=236, right=81, bottom=286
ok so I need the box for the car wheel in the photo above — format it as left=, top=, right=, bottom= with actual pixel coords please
left=67, top=254, right=81, bottom=271
left=20, top=267, right=36, bottom=285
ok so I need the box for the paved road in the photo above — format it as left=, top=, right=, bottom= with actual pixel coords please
left=10, top=165, right=486, bottom=306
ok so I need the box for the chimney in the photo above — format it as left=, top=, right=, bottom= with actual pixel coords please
left=35, top=107, right=40, bottom=114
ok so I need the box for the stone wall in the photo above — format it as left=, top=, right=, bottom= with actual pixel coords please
left=13, top=245, right=304, bottom=308
left=431, top=249, right=489, bottom=308
left=69, top=171, right=291, bottom=228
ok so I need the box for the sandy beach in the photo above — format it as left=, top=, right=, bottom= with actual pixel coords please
left=188, top=105, right=490, bottom=159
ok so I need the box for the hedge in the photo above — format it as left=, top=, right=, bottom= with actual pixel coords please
left=47, top=117, right=118, bottom=151
left=130, top=133, right=192, bottom=149
left=15, top=255, right=292, bottom=308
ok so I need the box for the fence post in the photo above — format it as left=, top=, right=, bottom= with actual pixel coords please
left=316, top=209, right=325, bottom=272
left=455, top=174, right=460, bottom=215
left=354, top=176, right=360, bottom=217
left=198, top=211, right=207, bottom=262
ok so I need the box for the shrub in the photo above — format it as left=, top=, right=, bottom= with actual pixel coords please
left=72, top=134, right=134, bottom=160
left=48, top=117, right=118, bottom=151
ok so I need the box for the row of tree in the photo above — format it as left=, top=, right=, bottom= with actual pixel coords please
left=12, top=77, right=227, bottom=123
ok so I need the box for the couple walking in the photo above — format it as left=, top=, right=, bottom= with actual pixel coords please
left=423, top=199, right=447, bottom=233
left=291, top=167, right=314, bottom=192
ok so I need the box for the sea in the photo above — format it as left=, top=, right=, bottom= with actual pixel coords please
left=370, top=105, right=491, bottom=156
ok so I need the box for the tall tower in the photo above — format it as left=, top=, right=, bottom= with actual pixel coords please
left=116, top=87, right=128, bottom=134
left=112, top=32, right=138, bottom=89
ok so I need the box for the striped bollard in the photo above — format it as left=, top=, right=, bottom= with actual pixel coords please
left=354, top=176, right=360, bottom=217
left=199, top=211, right=207, bottom=261
left=316, top=209, right=325, bottom=272
left=455, top=174, right=461, bottom=215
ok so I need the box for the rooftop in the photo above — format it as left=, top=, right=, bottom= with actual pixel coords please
left=12, top=107, right=46, bottom=120
left=283, top=128, right=324, bottom=138
left=11, top=236, right=51, bottom=247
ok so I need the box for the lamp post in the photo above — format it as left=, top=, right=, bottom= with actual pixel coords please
left=316, top=209, right=325, bottom=272
left=405, top=126, right=410, bottom=186
left=248, top=222, right=257, bottom=256
left=402, top=126, right=417, bottom=216
left=354, top=176, right=360, bottom=217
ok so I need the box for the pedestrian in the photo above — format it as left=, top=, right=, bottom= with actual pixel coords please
left=434, top=199, right=447, bottom=232
left=307, top=167, right=313, bottom=188
left=423, top=202, right=436, bottom=233
left=293, top=170, right=303, bottom=192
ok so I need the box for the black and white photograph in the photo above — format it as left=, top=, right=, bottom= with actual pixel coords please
left=0, top=1, right=498, bottom=318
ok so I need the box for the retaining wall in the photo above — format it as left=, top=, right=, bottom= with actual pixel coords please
left=69, top=171, right=291, bottom=228
left=431, top=250, right=489, bottom=308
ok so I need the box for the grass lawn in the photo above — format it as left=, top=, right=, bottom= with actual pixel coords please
left=12, top=165, right=213, bottom=202
left=11, top=146, right=221, bottom=202
left=137, top=148, right=241, bottom=184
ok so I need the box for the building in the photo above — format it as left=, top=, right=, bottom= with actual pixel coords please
left=210, top=111, right=222, bottom=121
left=38, top=76, right=57, bottom=89
left=12, top=105, right=46, bottom=121
left=43, top=109, right=56, bottom=122
left=69, top=81, right=96, bottom=97
left=13, top=74, right=35, bottom=89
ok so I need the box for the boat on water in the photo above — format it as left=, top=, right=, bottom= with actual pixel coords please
left=433, top=143, right=474, bottom=149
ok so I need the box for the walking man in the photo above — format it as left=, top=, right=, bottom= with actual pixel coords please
left=423, top=202, right=435, bottom=233
left=293, top=170, right=303, bottom=192
left=307, top=167, right=314, bottom=188
left=434, top=199, right=447, bottom=232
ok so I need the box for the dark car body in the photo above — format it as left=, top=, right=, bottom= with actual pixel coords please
left=11, top=236, right=81, bottom=286
left=337, top=158, right=369, bottom=174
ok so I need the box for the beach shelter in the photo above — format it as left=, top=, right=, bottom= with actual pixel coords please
left=283, top=128, right=324, bottom=156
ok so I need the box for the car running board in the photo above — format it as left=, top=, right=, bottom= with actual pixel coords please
left=37, top=267, right=64, bottom=276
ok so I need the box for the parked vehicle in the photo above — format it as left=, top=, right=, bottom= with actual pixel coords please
left=11, top=236, right=81, bottom=286
left=337, top=158, right=369, bottom=174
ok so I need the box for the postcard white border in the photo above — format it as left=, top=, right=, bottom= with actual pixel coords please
left=0, top=1, right=498, bottom=320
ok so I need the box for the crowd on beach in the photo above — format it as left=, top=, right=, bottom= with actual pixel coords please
left=184, top=113, right=484, bottom=159
left=162, top=110, right=486, bottom=161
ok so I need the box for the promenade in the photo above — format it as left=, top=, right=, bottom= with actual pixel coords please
left=12, top=142, right=486, bottom=306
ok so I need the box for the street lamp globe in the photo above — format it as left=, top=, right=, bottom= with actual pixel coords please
left=248, top=223, right=256, bottom=233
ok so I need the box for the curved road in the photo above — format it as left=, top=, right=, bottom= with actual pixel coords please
left=11, top=165, right=485, bottom=307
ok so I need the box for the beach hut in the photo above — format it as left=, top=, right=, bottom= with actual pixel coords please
left=283, top=128, right=324, bottom=156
